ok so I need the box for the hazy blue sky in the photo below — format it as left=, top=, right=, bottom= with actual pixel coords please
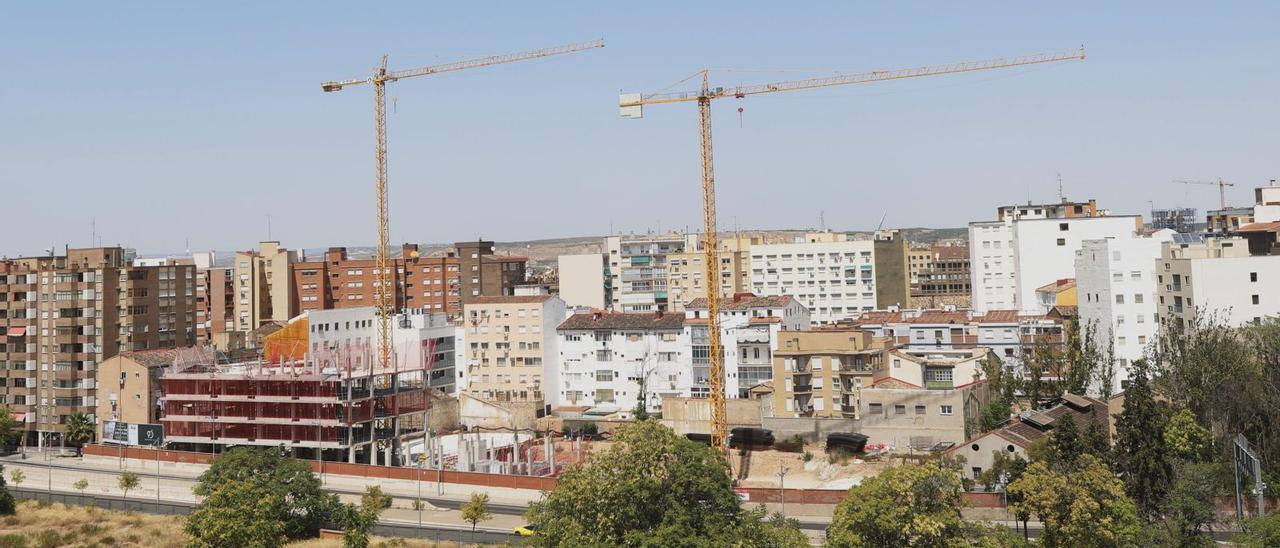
left=3, top=3, right=1278, bottom=257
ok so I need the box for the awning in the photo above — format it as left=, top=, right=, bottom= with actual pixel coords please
left=4, top=326, right=25, bottom=337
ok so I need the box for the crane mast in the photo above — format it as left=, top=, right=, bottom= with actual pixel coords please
left=622, top=49, right=1085, bottom=454
left=323, top=40, right=604, bottom=380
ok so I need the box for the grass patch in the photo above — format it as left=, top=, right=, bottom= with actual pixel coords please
left=0, top=501, right=185, bottom=548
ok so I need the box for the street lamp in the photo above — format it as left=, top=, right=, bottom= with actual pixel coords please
left=777, top=464, right=790, bottom=517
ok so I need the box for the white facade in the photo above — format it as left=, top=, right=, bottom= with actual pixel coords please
left=749, top=239, right=876, bottom=324
left=685, top=295, right=810, bottom=399
left=606, top=234, right=692, bottom=312
left=556, top=313, right=689, bottom=415
left=1157, top=237, right=1280, bottom=329
left=1074, top=229, right=1175, bottom=393
left=306, top=306, right=459, bottom=394
left=556, top=253, right=608, bottom=309
left=969, top=221, right=1016, bottom=312
left=458, top=296, right=568, bottom=407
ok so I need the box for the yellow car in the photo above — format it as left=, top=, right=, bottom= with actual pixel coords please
left=514, top=524, right=539, bottom=537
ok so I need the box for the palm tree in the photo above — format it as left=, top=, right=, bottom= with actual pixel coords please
left=64, top=412, right=94, bottom=457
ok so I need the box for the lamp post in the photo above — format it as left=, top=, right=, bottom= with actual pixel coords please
left=416, top=452, right=425, bottom=527
left=777, top=464, right=789, bottom=517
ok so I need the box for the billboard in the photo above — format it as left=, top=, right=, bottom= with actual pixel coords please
left=103, top=421, right=163, bottom=446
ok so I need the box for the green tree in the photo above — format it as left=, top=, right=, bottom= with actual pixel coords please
left=64, top=412, right=94, bottom=456
left=0, top=407, right=19, bottom=450
left=8, top=468, right=24, bottom=487
left=118, top=471, right=140, bottom=501
left=1164, top=408, right=1213, bottom=463
left=185, top=479, right=286, bottom=548
left=73, top=478, right=89, bottom=494
left=461, top=492, right=491, bottom=533
left=191, top=446, right=339, bottom=541
left=828, top=463, right=967, bottom=547
left=1148, top=461, right=1219, bottom=547
left=1239, top=511, right=1280, bottom=548
left=0, top=465, right=15, bottom=515
left=1112, top=360, right=1172, bottom=517
left=525, top=420, right=804, bottom=547
left=1082, top=415, right=1111, bottom=462
left=338, top=485, right=392, bottom=548
left=1008, top=454, right=1140, bottom=547
left=1045, top=415, right=1082, bottom=470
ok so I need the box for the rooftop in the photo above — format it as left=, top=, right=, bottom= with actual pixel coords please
left=468, top=295, right=555, bottom=305
left=960, top=394, right=1108, bottom=450
left=685, top=294, right=795, bottom=311
left=558, top=312, right=685, bottom=331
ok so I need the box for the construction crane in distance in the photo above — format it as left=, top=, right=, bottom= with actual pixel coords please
left=1175, top=179, right=1235, bottom=209
left=321, top=39, right=604, bottom=378
left=620, top=48, right=1085, bottom=454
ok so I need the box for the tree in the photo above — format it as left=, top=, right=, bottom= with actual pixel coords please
left=339, top=485, right=392, bottom=548
left=191, top=446, right=339, bottom=541
left=828, top=463, right=967, bottom=546
left=1239, top=511, right=1280, bottom=548
left=0, top=465, right=15, bottom=516
left=64, top=412, right=94, bottom=456
left=73, top=478, right=89, bottom=494
left=1045, top=414, right=1082, bottom=471
left=8, top=468, right=24, bottom=488
left=1112, top=360, right=1172, bottom=517
left=1164, top=408, right=1213, bottom=463
left=461, top=492, right=492, bottom=533
left=1008, top=454, right=1140, bottom=547
left=1149, top=461, right=1219, bottom=547
left=1082, top=415, right=1111, bottom=462
left=185, top=479, right=287, bottom=548
left=525, top=420, right=804, bottom=547
left=118, top=471, right=139, bottom=501
left=0, top=407, right=19, bottom=451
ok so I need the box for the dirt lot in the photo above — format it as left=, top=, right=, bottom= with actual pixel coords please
left=734, top=445, right=888, bottom=490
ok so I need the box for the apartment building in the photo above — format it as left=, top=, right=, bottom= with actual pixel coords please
left=1156, top=234, right=1280, bottom=330
left=304, top=306, right=459, bottom=395
left=666, top=235, right=755, bottom=310
left=95, top=349, right=171, bottom=440
left=907, top=247, right=934, bottom=286
left=1075, top=229, right=1175, bottom=393
left=232, top=241, right=298, bottom=332
left=555, top=311, right=687, bottom=414
left=849, top=308, right=1064, bottom=373
left=0, top=247, right=197, bottom=445
left=684, top=294, right=809, bottom=398
left=1205, top=180, right=1280, bottom=235
left=969, top=199, right=1141, bottom=314
left=606, top=233, right=691, bottom=312
left=771, top=329, right=890, bottom=418
left=910, top=245, right=972, bottom=308
left=459, top=295, right=567, bottom=407
left=292, top=242, right=528, bottom=319
left=556, top=253, right=609, bottom=310
left=749, top=231, right=907, bottom=324
left=1034, top=279, right=1077, bottom=311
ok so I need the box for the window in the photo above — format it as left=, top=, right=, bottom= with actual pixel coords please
left=1253, top=295, right=1260, bottom=305
left=940, top=405, right=954, bottom=415
left=1056, top=238, right=1066, bottom=246
left=1250, top=272, right=1258, bottom=282
left=914, top=405, right=926, bottom=415
left=1059, top=222, right=1069, bottom=231
left=1134, top=293, right=1144, bottom=304
left=868, top=403, right=882, bottom=414
left=595, top=370, right=614, bottom=382
left=1112, top=272, right=1123, bottom=282
left=894, top=404, right=906, bottom=415
left=1115, top=294, right=1125, bottom=304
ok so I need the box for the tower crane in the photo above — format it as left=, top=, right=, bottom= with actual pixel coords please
left=1175, top=179, right=1235, bottom=209
left=620, top=49, right=1085, bottom=453
left=322, top=39, right=604, bottom=375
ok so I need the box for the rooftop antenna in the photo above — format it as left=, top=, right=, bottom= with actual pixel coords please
left=876, top=211, right=888, bottom=231
left=1057, top=173, right=1065, bottom=202
left=267, top=214, right=273, bottom=241
left=91, top=218, right=96, bottom=248
left=819, top=210, right=826, bottom=231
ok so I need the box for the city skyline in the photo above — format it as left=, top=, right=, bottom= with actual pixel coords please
left=5, top=3, right=1280, bottom=257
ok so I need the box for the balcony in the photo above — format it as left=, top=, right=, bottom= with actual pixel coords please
left=792, top=384, right=813, bottom=393
left=841, top=404, right=859, bottom=414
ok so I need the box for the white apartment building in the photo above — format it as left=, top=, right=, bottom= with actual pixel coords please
left=1074, top=229, right=1175, bottom=393
left=306, top=306, right=459, bottom=394
left=685, top=294, right=810, bottom=398
left=556, top=253, right=609, bottom=310
left=555, top=312, right=688, bottom=415
left=606, top=234, right=693, bottom=312
left=749, top=238, right=877, bottom=324
left=458, top=295, right=567, bottom=407
left=1156, top=235, right=1280, bottom=330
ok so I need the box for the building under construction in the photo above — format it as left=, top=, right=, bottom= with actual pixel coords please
left=160, top=308, right=451, bottom=465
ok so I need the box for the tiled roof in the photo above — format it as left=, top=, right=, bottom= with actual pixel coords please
left=868, top=377, right=922, bottom=389
left=558, top=312, right=685, bottom=331
left=957, top=394, right=1108, bottom=450
left=1035, top=278, right=1076, bottom=293
left=975, top=310, right=1020, bottom=323
left=850, top=311, right=905, bottom=324
left=934, top=246, right=968, bottom=260
left=117, top=349, right=182, bottom=369
left=907, top=311, right=970, bottom=324
left=1236, top=222, right=1280, bottom=233
left=468, top=295, right=554, bottom=305
left=686, top=294, right=795, bottom=310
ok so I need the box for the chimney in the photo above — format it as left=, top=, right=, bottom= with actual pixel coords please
left=654, top=310, right=664, bottom=320
left=592, top=310, right=603, bottom=321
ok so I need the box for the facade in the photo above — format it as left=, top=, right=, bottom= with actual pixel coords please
left=1033, top=278, right=1077, bottom=311
left=911, top=245, right=972, bottom=308
left=771, top=329, right=889, bottom=418
left=95, top=350, right=171, bottom=441
left=0, top=247, right=197, bottom=444
left=749, top=236, right=878, bottom=324
left=459, top=295, right=567, bottom=407
left=556, top=253, right=609, bottom=310
left=848, top=308, right=1065, bottom=373
left=907, top=247, right=934, bottom=286
left=232, top=241, right=298, bottom=332
left=555, top=311, right=688, bottom=414
left=304, top=307, right=459, bottom=395
left=666, top=235, right=755, bottom=310
left=1205, top=180, right=1280, bottom=235
left=198, top=267, right=234, bottom=348
left=1074, top=229, right=1175, bottom=392
left=1149, top=207, right=1197, bottom=233
left=455, top=240, right=528, bottom=304
left=684, top=294, right=810, bottom=398
left=1156, top=235, right=1280, bottom=329
left=606, top=233, right=691, bottom=312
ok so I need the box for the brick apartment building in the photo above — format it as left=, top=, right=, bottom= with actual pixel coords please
left=0, top=247, right=197, bottom=445
left=291, top=241, right=526, bottom=318
left=196, top=267, right=235, bottom=349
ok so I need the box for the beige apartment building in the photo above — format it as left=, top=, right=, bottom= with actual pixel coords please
left=94, top=349, right=172, bottom=440
left=771, top=329, right=891, bottom=418
left=666, top=235, right=756, bottom=310
left=460, top=295, right=567, bottom=407
left=0, top=247, right=197, bottom=445
left=233, top=241, right=297, bottom=333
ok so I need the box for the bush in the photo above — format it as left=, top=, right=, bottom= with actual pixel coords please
left=802, top=451, right=813, bottom=462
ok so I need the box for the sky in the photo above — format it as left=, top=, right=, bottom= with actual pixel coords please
left=3, top=2, right=1279, bottom=257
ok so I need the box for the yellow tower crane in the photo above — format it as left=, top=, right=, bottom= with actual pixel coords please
left=620, top=48, right=1085, bottom=454
left=321, top=39, right=604, bottom=375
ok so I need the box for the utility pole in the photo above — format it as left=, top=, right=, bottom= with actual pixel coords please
left=777, top=464, right=790, bottom=517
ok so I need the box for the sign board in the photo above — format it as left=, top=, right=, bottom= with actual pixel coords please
left=734, top=489, right=750, bottom=502
left=103, top=421, right=163, bottom=447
